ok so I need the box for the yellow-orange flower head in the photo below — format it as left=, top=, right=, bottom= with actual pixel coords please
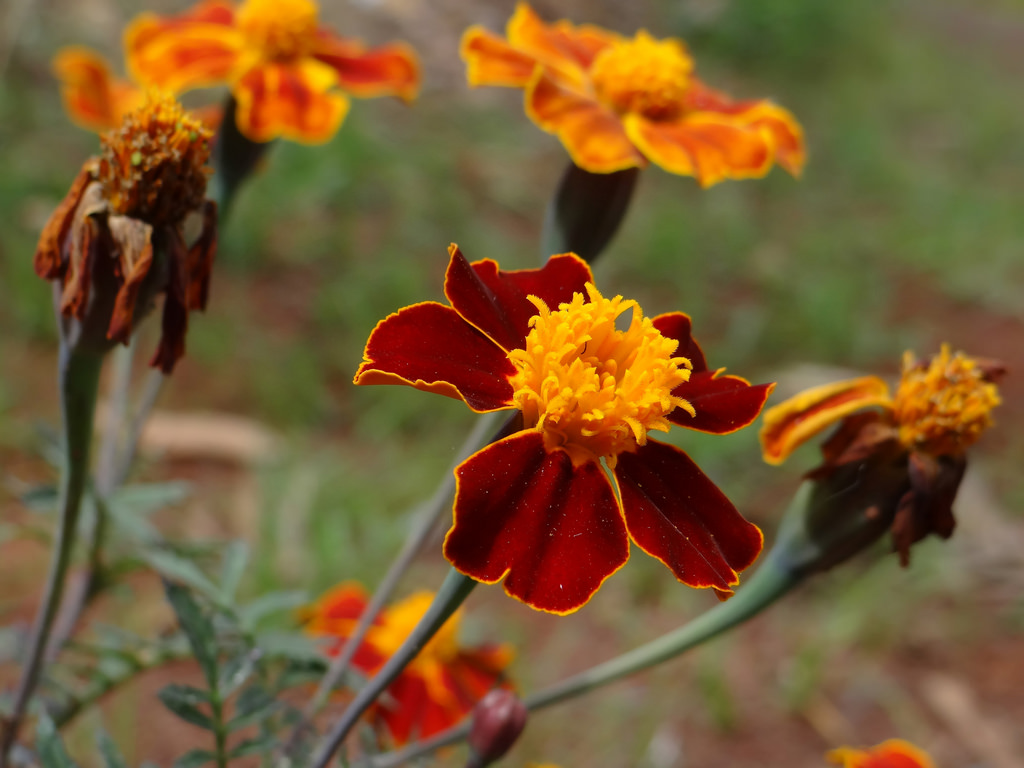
left=892, top=344, right=1001, bottom=456
left=236, top=0, right=318, bottom=61
left=367, top=591, right=462, bottom=674
left=590, top=31, right=693, bottom=121
left=508, top=284, right=694, bottom=468
left=98, top=91, right=212, bottom=227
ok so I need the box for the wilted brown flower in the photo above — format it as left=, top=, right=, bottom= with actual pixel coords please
left=34, top=90, right=217, bottom=372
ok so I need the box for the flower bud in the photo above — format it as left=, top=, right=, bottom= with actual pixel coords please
left=465, top=689, right=528, bottom=768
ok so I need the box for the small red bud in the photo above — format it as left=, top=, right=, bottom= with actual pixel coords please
left=465, top=689, right=528, bottom=768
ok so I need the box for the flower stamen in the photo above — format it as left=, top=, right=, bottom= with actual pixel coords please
left=236, top=0, right=319, bottom=61
left=589, top=31, right=693, bottom=120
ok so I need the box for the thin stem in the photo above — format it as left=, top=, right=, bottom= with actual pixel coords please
left=360, top=551, right=802, bottom=768
left=0, top=345, right=103, bottom=767
left=306, top=413, right=501, bottom=717
left=309, top=570, right=478, bottom=768
left=112, top=367, right=164, bottom=489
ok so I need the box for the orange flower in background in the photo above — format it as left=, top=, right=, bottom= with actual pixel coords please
left=53, top=47, right=223, bottom=135
left=303, top=583, right=513, bottom=745
left=124, top=0, right=419, bottom=144
left=462, top=3, right=804, bottom=186
left=828, top=739, right=936, bottom=768
left=35, top=92, right=217, bottom=372
left=760, top=345, right=1004, bottom=563
left=53, top=48, right=146, bottom=133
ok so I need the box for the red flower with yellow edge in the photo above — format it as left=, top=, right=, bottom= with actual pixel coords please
left=760, top=345, right=1004, bottom=564
left=303, top=583, right=514, bottom=745
left=124, top=0, right=419, bottom=144
left=828, top=739, right=936, bottom=768
left=354, top=244, right=772, bottom=614
left=35, top=91, right=217, bottom=372
left=53, top=47, right=223, bottom=135
left=461, top=3, right=804, bottom=186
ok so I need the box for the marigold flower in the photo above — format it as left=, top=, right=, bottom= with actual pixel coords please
left=34, top=91, right=217, bottom=372
left=461, top=3, right=804, bottom=186
left=124, top=0, right=419, bottom=144
left=303, top=583, right=513, bottom=745
left=827, top=739, right=936, bottom=768
left=760, top=346, right=1004, bottom=564
left=354, top=245, right=772, bottom=614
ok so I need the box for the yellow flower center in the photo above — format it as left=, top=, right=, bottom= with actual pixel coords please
left=892, top=345, right=1001, bottom=456
left=508, top=284, right=694, bottom=468
left=589, top=31, right=693, bottom=120
left=236, top=0, right=319, bottom=61
left=367, top=592, right=461, bottom=670
left=97, top=91, right=211, bottom=226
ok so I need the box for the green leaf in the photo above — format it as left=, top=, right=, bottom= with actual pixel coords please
left=228, top=734, right=276, bottom=759
left=255, top=631, right=323, bottom=663
left=227, top=685, right=277, bottom=732
left=173, top=749, right=216, bottom=768
left=238, top=590, right=308, bottom=630
left=20, top=483, right=58, bottom=513
left=113, top=481, right=192, bottom=514
left=96, top=730, right=129, bottom=768
left=148, top=550, right=224, bottom=604
left=158, top=684, right=214, bottom=729
left=217, top=650, right=256, bottom=698
left=162, top=581, right=219, bottom=688
left=219, top=540, right=249, bottom=601
left=36, top=713, right=79, bottom=768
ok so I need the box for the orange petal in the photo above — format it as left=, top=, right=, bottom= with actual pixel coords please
left=34, top=163, right=97, bottom=280
left=125, top=0, right=241, bottom=93
left=461, top=26, right=538, bottom=88
left=313, top=32, right=420, bottom=102
left=526, top=70, right=645, bottom=172
left=507, top=3, right=619, bottom=75
left=53, top=47, right=144, bottom=132
left=827, top=739, right=936, bottom=768
left=233, top=59, right=349, bottom=144
left=625, top=112, right=776, bottom=187
left=759, top=376, right=893, bottom=465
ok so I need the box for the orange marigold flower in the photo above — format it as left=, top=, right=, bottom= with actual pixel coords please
left=760, top=346, right=1004, bottom=564
left=34, top=91, right=217, bottom=372
left=303, top=583, right=514, bottom=745
left=828, top=739, right=937, bottom=768
left=354, top=244, right=773, bottom=614
left=461, top=3, right=805, bottom=186
left=124, top=0, right=420, bottom=144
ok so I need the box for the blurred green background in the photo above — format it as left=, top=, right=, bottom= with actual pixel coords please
left=2, top=0, right=1024, bottom=765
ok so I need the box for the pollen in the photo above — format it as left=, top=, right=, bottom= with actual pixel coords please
left=97, top=91, right=211, bottom=226
left=236, top=0, right=319, bottom=61
left=892, top=344, right=1001, bottom=456
left=508, top=284, right=694, bottom=468
left=589, top=31, right=693, bottom=120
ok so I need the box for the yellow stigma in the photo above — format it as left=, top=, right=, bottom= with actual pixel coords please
left=590, top=31, right=693, bottom=120
left=236, top=0, right=319, bottom=61
left=892, top=344, right=1001, bottom=456
left=508, top=284, right=694, bottom=468
left=368, top=592, right=461, bottom=670
left=97, top=91, right=211, bottom=226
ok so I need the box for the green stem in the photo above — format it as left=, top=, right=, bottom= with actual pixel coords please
left=0, top=345, right=102, bottom=767
left=309, top=569, right=478, bottom=768
left=112, top=367, right=164, bottom=489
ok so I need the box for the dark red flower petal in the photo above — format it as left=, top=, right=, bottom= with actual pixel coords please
left=443, top=244, right=592, bottom=352
left=354, top=301, right=515, bottom=412
left=444, top=431, right=629, bottom=615
left=670, top=370, right=775, bottom=434
left=652, top=312, right=707, bottom=372
left=616, top=440, right=763, bottom=595
left=379, top=673, right=431, bottom=744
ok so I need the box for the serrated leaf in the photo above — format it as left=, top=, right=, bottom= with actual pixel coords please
left=218, top=650, right=256, bottom=698
left=158, top=684, right=214, bottom=730
left=149, top=550, right=224, bottom=604
left=36, top=713, right=79, bottom=768
left=228, top=734, right=276, bottom=759
left=219, top=540, right=249, bottom=601
left=238, top=590, right=309, bottom=630
left=173, top=749, right=216, bottom=768
left=162, top=581, right=219, bottom=687
left=228, top=686, right=277, bottom=732
left=96, top=730, right=128, bottom=768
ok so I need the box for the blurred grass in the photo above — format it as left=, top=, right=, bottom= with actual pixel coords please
left=2, top=0, right=1024, bottom=764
